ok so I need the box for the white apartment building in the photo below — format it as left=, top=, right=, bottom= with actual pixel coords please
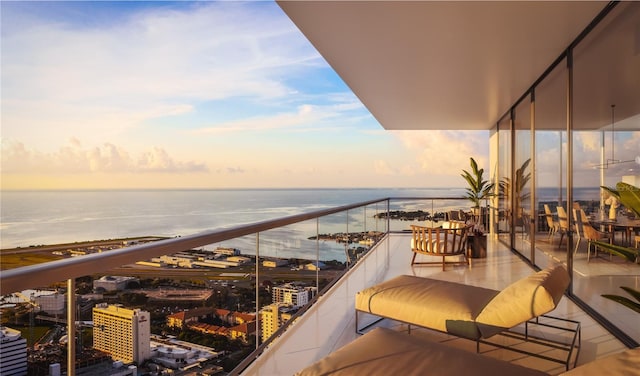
left=272, top=283, right=317, bottom=308
left=0, top=326, right=27, bottom=376
left=260, top=303, right=297, bottom=342
left=92, top=304, right=151, bottom=364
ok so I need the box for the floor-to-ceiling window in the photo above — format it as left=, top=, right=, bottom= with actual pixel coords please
left=571, top=1, right=640, bottom=344
left=497, top=116, right=512, bottom=240
left=495, top=2, right=640, bottom=346
left=513, top=97, right=533, bottom=260
left=533, top=57, right=568, bottom=270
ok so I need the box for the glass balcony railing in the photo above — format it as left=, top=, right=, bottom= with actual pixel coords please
left=1, top=197, right=476, bottom=375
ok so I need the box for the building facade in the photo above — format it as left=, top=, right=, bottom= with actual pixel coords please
left=93, top=276, right=139, bottom=292
left=0, top=326, right=27, bottom=376
left=260, top=303, right=297, bottom=342
left=166, top=307, right=214, bottom=329
left=272, top=283, right=317, bottom=308
left=92, top=304, right=151, bottom=364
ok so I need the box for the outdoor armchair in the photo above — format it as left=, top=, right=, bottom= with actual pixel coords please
left=410, top=221, right=470, bottom=270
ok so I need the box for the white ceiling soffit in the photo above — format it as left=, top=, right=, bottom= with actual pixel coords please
left=277, top=1, right=607, bottom=131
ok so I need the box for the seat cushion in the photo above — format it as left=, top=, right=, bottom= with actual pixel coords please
left=475, top=265, right=570, bottom=338
left=296, top=327, right=549, bottom=376
left=441, top=220, right=466, bottom=229
left=356, top=275, right=498, bottom=338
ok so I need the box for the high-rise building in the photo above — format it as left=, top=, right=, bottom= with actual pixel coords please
left=260, top=303, right=297, bottom=342
left=92, top=304, right=150, bottom=364
left=272, top=283, right=317, bottom=308
left=0, top=326, right=27, bottom=376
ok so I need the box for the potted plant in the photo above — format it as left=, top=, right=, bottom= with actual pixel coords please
left=461, top=157, right=494, bottom=257
left=461, top=157, right=495, bottom=228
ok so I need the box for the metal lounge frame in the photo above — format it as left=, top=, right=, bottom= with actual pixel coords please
left=355, top=310, right=581, bottom=371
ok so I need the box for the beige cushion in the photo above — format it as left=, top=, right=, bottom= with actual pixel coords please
left=356, top=266, right=569, bottom=340
left=441, top=220, right=465, bottom=229
left=476, top=265, right=570, bottom=338
left=296, top=327, right=549, bottom=376
left=356, top=275, right=498, bottom=338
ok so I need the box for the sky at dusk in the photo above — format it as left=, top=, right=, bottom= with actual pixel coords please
left=1, top=1, right=636, bottom=190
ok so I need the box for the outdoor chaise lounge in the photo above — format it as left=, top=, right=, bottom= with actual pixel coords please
left=355, top=265, right=581, bottom=369
left=296, top=327, right=639, bottom=376
left=295, top=326, right=549, bottom=376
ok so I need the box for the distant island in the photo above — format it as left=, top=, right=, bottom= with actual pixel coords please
left=373, top=210, right=446, bottom=221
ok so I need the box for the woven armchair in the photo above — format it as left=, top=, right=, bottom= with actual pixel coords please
left=410, top=221, right=470, bottom=270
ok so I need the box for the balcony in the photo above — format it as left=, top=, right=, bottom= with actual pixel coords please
left=239, top=231, right=628, bottom=375
left=0, top=198, right=633, bottom=375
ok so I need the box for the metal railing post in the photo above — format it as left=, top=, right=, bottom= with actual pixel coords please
left=255, top=232, right=260, bottom=352
left=67, top=278, right=76, bottom=376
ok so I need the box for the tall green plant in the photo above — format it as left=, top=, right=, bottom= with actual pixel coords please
left=461, top=157, right=494, bottom=209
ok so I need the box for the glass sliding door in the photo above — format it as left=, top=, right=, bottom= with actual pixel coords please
left=513, top=97, right=533, bottom=260
left=572, top=1, right=640, bottom=344
left=533, top=59, right=568, bottom=270
left=497, top=116, right=512, bottom=244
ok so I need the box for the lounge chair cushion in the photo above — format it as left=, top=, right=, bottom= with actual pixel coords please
left=355, top=275, right=498, bottom=339
left=356, top=265, right=569, bottom=340
left=475, top=265, right=570, bottom=337
left=295, top=327, right=549, bottom=376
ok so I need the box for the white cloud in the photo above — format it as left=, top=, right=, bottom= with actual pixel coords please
left=394, top=130, right=490, bottom=176
left=577, top=132, right=600, bottom=152
left=1, top=2, right=323, bottom=145
left=0, top=139, right=208, bottom=174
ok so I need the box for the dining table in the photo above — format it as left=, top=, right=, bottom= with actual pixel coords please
left=590, top=214, right=640, bottom=247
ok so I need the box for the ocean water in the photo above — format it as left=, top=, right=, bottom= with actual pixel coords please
left=0, top=187, right=599, bottom=261
left=0, top=189, right=463, bottom=259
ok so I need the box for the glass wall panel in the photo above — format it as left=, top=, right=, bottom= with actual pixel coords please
left=513, top=98, right=532, bottom=260
left=572, top=2, right=640, bottom=344
left=497, top=116, right=511, bottom=243
left=534, top=59, right=568, bottom=270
